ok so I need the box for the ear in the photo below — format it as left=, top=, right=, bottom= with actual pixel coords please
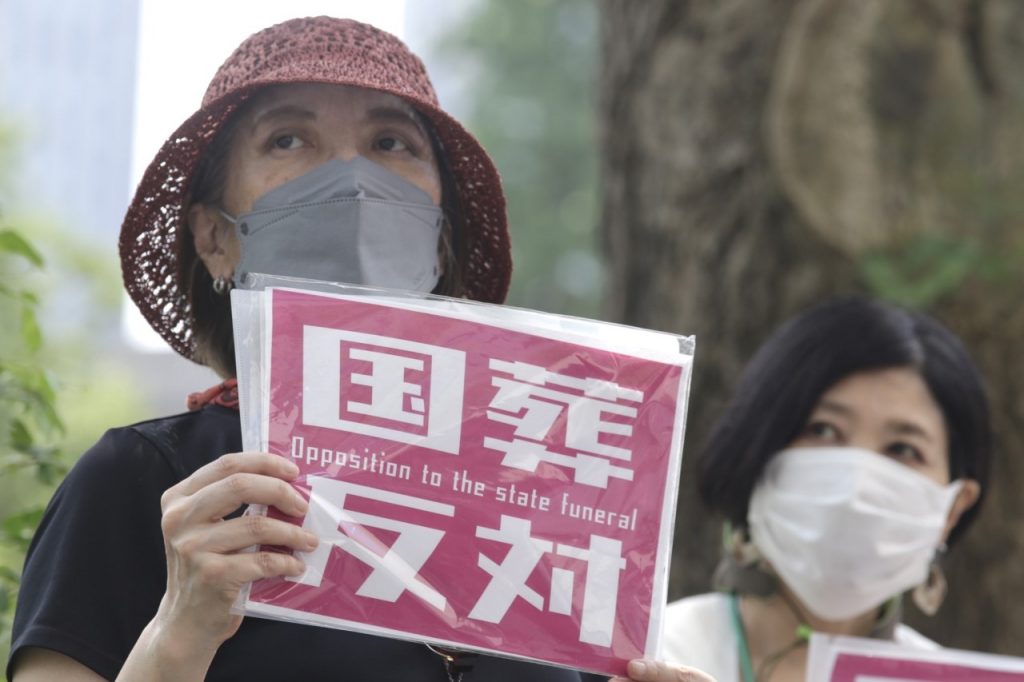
left=940, top=479, right=981, bottom=545
left=188, top=203, right=239, bottom=281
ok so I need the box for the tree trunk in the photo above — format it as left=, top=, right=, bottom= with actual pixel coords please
left=599, top=0, right=1024, bottom=655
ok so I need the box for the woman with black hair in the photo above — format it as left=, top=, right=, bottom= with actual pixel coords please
left=662, top=297, right=990, bottom=682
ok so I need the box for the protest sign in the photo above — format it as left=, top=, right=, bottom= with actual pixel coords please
left=232, top=285, right=693, bottom=675
left=807, top=633, right=1024, bottom=682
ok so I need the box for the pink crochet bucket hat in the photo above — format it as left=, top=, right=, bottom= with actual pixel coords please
left=119, top=16, right=510, bottom=360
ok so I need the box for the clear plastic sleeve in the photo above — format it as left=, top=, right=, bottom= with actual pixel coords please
left=229, top=274, right=695, bottom=676
left=807, top=633, right=1024, bottom=680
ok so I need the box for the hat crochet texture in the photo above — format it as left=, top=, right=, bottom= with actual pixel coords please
left=119, top=16, right=510, bottom=360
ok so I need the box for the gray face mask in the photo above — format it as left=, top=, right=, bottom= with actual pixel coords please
left=223, top=156, right=444, bottom=292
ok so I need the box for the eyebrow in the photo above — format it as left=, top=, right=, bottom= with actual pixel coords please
left=246, top=103, right=427, bottom=140
left=249, top=104, right=317, bottom=134
left=886, top=420, right=936, bottom=443
left=816, top=400, right=936, bottom=443
left=814, top=400, right=853, bottom=417
left=365, top=106, right=429, bottom=136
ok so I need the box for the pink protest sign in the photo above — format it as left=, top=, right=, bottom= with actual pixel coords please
left=808, top=634, right=1024, bottom=682
left=830, top=654, right=1024, bottom=681
left=240, top=288, right=692, bottom=675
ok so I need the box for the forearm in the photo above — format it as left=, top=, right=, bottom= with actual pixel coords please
left=116, top=617, right=222, bottom=682
left=114, top=451, right=309, bottom=681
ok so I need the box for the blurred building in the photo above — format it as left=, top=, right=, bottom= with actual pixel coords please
left=0, top=0, right=218, bottom=417
left=0, top=0, right=139, bottom=239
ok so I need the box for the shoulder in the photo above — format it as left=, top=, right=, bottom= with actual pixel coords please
left=122, top=406, right=242, bottom=478
left=664, top=592, right=732, bottom=635
left=26, top=406, right=242, bottom=563
left=893, top=623, right=941, bottom=650
left=8, top=408, right=242, bottom=680
left=27, top=407, right=239, bottom=551
left=71, top=406, right=241, bottom=484
left=661, top=593, right=738, bottom=680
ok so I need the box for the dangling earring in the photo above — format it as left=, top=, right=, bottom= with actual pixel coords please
left=912, top=545, right=948, bottom=616
left=212, top=276, right=232, bottom=295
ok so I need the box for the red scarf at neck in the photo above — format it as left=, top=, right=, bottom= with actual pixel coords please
left=186, top=378, right=239, bottom=411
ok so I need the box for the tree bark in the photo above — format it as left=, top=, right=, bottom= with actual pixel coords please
left=600, top=0, right=1024, bottom=655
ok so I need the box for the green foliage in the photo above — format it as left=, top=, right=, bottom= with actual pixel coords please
left=0, top=220, right=66, bottom=663
left=0, top=509, right=45, bottom=556
left=0, top=117, right=149, bottom=666
left=861, top=163, right=1024, bottom=307
left=0, top=231, right=65, bottom=479
left=433, top=0, right=603, bottom=317
left=0, top=230, right=43, bottom=267
left=860, top=234, right=983, bottom=308
left=865, top=129, right=1024, bottom=305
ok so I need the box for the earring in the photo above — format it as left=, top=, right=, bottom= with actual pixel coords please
left=212, top=276, right=231, bottom=295
left=912, top=546, right=948, bottom=616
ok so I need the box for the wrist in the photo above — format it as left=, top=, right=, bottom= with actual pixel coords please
left=119, top=615, right=222, bottom=682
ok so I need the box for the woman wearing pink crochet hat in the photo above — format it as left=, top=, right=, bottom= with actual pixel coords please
left=7, top=17, right=712, bottom=682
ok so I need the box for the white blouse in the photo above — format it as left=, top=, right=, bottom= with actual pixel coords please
left=660, top=592, right=939, bottom=682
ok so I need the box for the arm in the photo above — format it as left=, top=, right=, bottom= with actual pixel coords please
left=12, top=649, right=106, bottom=682
left=12, top=452, right=318, bottom=682
left=115, top=452, right=318, bottom=681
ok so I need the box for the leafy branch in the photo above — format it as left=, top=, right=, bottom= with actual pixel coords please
left=0, top=224, right=65, bottom=656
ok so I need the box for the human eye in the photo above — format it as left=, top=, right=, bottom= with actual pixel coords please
left=375, top=134, right=410, bottom=153
left=272, top=133, right=305, bottom=151
left=884, top=441, right=925, bottom=464
left=802, top=420, right=842, bottom=443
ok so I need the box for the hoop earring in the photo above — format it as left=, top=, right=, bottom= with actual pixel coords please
left=912, top=545, right=948, bottom=616
left=212, top=276, right=232, bottom=295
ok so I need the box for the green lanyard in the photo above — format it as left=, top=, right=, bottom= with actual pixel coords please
left=729, top=592, right=758, bottom=682
left=728, top=592, right=814, bottom=682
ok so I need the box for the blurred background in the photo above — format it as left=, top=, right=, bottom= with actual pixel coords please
left=1, top=0, right=1021, bottom=665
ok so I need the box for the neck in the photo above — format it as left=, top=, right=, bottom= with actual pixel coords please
left=738, top=587, right=879, bottom=681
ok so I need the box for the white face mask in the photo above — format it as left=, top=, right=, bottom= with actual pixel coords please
left=747, top=446, right=962, bottom=621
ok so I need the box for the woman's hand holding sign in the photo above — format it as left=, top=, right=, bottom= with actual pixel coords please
left=158, top=452, right=316, bottom=642
left=122, top=453, right=318, bottom=678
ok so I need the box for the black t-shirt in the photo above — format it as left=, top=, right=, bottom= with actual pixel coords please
left=8, top=406, right=601, bottom=681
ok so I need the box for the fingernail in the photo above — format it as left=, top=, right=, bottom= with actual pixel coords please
left=304, top=532, right=319, bottom=549
left=284, top=461, right=300, bottom=476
